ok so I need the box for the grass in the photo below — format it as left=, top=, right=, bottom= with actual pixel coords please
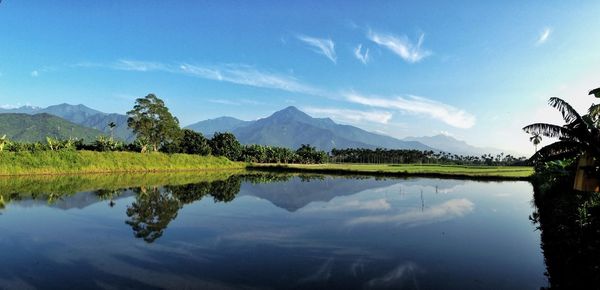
left=0, top=151, right=533, bottom=180
left=249, top=163, right=534, bottom=180
left=0, top=150, right=245, bottom=176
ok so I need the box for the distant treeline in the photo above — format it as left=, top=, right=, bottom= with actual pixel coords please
left=330, top=148, right=528, bottom=166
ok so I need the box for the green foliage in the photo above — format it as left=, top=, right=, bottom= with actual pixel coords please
left=127, top=94, right=182, bottom=152
left=295, top=144, right=327, bottom=164
left=210, top=132, right=242, bottom=161
left=168, top=129, right=211, bottom=155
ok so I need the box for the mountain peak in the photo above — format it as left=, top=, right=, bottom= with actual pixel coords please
left=269, top=106, right=312, bottom=122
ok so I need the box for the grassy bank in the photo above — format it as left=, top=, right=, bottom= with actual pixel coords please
left=0, top=150, right=244, bottom=176
left=249, top=163, right=534, bottom=180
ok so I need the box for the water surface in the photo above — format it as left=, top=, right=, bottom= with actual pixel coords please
left=0, top=173, right=546, bottom=289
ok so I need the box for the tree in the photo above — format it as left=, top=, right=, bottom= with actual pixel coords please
left=108, top=121, right=117, bottom=140
left=296, top=144, right=327, bottom=164
left=523, top=89, right=600, bottom=162
left=127, top=94, right=181, bottom=152
left=179, top=129, right=211, bottom=155
left=530, top=133, right=542, bottom=152
left=210, top=132, right=242, bottom=161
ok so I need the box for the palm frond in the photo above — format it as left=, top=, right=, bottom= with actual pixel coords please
left=523, top=123, right=573, bottom=139
left=589, top=104, right=600, bottom=119
left=531, top=140, right=583, bottom=162
left=548, top=97, right=582, bottom=124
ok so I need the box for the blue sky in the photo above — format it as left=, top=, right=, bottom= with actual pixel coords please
left=0, top=1, right=599, bottom=154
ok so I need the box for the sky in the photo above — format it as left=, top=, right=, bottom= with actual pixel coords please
left=0, top=1, right=599, bottom=155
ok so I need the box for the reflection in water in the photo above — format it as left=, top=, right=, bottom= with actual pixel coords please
left=347, top=198, right=475, bottom=227
left=0, top=173, right=546, bottom=289
left=531, top=176, right=600, bottom=289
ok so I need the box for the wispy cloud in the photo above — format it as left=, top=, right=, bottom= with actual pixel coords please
left=78, top=59, right=325, bottom=97
left=353, top=44, right=370, bottom=64
left=367, top=30, right=431, bottom=63
left=297, top=35, right=337, bottom=64
left=536, top=27, right=552, bottom=46
left=345, top=92, right=476, bottom=128
left=179, top=63, right=325, bottom=96
left=303, top=107, right=393, bottom=124
left=30, top=70, right=39, bottom=77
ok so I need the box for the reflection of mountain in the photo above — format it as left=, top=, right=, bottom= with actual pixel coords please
left=11, top=190, right=135, bottom=210
left=240, top=176, right=466, bottom=212
left=240, top=177, right=398, bottom=212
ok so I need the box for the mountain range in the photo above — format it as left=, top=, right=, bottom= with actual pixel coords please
left=186, top=106, right=434, bottom=152
left=0, top=103, right=514, bottom=155
left=0, top=104, right=134, bottom=142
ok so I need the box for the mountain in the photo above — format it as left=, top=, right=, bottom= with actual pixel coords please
left=0, top=104, right=135, bottom=142
left=403, top=134, right=517, bottom=156
left=0, top=113, right=104, bottom=142
left=188, top=106, right=434, bottom=152
left=186, top=116, right=251, bottom=136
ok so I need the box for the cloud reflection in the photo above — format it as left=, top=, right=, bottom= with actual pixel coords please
left=347, top=198, right=474, bottom=227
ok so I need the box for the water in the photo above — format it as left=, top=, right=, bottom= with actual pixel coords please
left=0, top=173, right=546, bottom=289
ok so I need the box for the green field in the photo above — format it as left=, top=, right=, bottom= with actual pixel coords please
left=249, top=163, right=534, bottom=180
left=0, top=150, right=245, bottom=176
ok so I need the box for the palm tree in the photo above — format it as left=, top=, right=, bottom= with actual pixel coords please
left=530, top=133, right=542, bottom=152
left=523, top=89, right=600, bottom=162
left=108, top=121, right=117, bottom=141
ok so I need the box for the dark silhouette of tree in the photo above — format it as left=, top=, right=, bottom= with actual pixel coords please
left=523, top=91, right=600, bottom=162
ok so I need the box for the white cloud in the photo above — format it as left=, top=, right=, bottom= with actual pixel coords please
left=208, top=99, right=241, bottom=106
left=536, top=27, right=552, bottom=46
left=345, top=92, right=476, bottom=129
left=297, top=35, right=337, bottom=64
left=113, top=60, right=169, bottom=72
left=347, top=198, right=474, bottom=227
left=179, top=63, right=325, bottom=96
left=30, top=70, right=39, bottom=77
left=367, top=30, right=431, bottom=63
left=303, top=107, right=393, bottom=124
left=354, top=44, right=370, bottom=64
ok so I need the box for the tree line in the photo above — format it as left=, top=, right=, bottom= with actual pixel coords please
left=330, top=148, right=527, bottom=166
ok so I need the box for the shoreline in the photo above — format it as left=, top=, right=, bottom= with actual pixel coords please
left=248, top=163, right=534, bottom=181
left=0, top=151, right=533, bottom=181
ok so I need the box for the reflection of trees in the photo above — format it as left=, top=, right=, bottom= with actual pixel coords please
left=531, top=169, right=600, bottom=289
left=126, top=186, right=182, bottom=243
left=125, top=175, right=246, bottom=243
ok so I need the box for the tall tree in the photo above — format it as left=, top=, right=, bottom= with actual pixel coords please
left=127, top=94, right=181, bottom=152
left=523, top=89, right=600, bottom=162
left=210, top=132, right=242, bottom=161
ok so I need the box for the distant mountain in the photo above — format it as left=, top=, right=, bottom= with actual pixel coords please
left=187, top=106, right=434, bottom=152
left=403, top=134, right=518, bottom=156
left=0, top=104, right=135, bottom=142
left=186, top=116, right=251, bottom=137
left=0, top=113, right=104, bottom=142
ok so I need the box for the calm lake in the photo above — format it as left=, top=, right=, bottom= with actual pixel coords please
left=0, top=172, right=546, bottom=289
